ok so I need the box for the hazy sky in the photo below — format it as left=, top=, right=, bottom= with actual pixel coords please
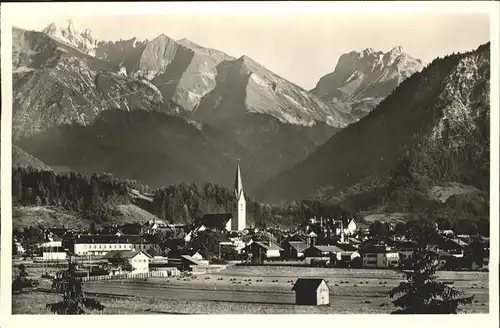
left=4, top=3, right=491, bottom=89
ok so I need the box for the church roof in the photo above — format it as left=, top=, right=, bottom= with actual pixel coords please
left=235, top=159, right=244, bottom=199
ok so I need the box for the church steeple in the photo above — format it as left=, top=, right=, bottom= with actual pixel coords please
left=232, top=158, right=246, bottom=231
left=235, top=158, right=244, bottom=200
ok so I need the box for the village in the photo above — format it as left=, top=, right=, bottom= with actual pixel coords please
left=11, top=162, right=490, bottom=310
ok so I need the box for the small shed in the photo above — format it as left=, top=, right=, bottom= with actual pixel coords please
left=292, top=278, right=330, bottom=306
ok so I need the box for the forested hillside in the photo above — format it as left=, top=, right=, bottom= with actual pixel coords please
left=12, top=167, right=355, bottom=229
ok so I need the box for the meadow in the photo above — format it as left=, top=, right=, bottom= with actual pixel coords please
left=12, top=265, right=489, bottom=314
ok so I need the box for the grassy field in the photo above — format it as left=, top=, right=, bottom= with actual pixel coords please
left=13, top=265, right=489, bottom=314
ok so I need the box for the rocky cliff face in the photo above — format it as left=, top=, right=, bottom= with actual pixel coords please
left=12, top=27, right=179, bottom=140
left=194, top=55, right=354, bottom=128
left=311, top=47, right=425, bottom=120
left=258, top=43, right=490, bottom=214
left=42, top=20, right=99, bottom=56
left=12, top=24, right=348, bottom=191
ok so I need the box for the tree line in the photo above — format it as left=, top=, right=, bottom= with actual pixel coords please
left=151, top=182, right=356, bottom=228
left=12, top=167, right=131, bottom=223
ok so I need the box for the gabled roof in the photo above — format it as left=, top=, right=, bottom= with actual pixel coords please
left=253, top=242, right=284, bottom=251
left=287, top=241, right=308, bottom=253
left=348, top=237, right=362, bottom=244
left=358, top=245, right=388, bottom=254
left=451, top=239, right=468, bottom=247
left=292, top=278, right=328, bottom=291
left=310, top=245, right=345, bottom=253
left=429, top=249, right=454, bottom=258
left=334, top=243, right=358, bottom=252
left=180, top=255, right=203, bottom=265
left=75, top=234, right=149, bottom=244
left=102, top=250, right=152, bottom=260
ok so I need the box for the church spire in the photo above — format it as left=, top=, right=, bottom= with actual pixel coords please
left=235, top=158, right=244, bottom=199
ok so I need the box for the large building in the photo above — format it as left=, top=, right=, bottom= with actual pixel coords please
left=231, top=159, right=247, bottom=231
left=73, top=234, right=152, bottom=256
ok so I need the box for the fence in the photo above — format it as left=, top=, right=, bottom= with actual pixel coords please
left=82, top=269, right=179, bottom=282
left=191, top=264, right=227, bottom=274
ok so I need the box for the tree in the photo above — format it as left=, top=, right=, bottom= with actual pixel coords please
left=148, top=244, right=162, bottom=257
left=21, top=227, right=44, bottom=259
left=46, top=261, right=105, bottom=314
left=89, top=222, right=97, bottom=234
left=12, top=264, right=37, bottom=293
left=389, top=249, right=473, bottom=314
left=369, top=221, right=390, bottom=238
left=394, top=222, right=407, bottom=237
left=188, top=230, right=220, bottom=259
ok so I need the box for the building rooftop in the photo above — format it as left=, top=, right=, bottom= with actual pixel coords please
left=101, top=249, right=151, bottom=260
left=287, top=241, right=308, bottom=253
left=253, top=241, right=284, bottom=251
left=292, top=278, right=328, bottom=291
left=75, top=234, right=149, bottom=244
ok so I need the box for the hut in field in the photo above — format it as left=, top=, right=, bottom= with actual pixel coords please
left=292, top=278, right=330, bottom=306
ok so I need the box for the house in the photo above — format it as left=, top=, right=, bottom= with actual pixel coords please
left=333, top=243, right=361, bottom=267
left=281, top=240, right=307, bottom=259
left=304, top=245, right=344, bottom=266
left=428, top=250, right=459, bottom=270
left=102, top=250, right=152, bottom=274
left=185, top=250, right=209, bottom=265
left=433, top=238, right=467, bottom=257
left=42, top=247, right=67, bottom=262
left=41, top=235, right=63, bottom=248
left=292, top=278, right=330, bottom=306
left=356, top=222, right=370, bottom=237
left=14, top=240, right=25, bottom=255
left=394, top=240, right=419, bottom=262
left=73, top=234, right=152, bottom=256
left=245, top=241, right=284, bottom=264
left=169, top=255, right=205, bottom=271
left=228, top=236, right=246, bottom=253
left=359, top=245, right=400, bottom=268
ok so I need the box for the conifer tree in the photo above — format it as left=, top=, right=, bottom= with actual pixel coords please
left=390, top=249, right=473, bottom=314
left=46, top=260, right=104, bottom=314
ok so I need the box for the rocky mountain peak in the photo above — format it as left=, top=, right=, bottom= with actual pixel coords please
left=311, top=46, right=425, bottom=120
left=42, top=19, right=98, bottom=56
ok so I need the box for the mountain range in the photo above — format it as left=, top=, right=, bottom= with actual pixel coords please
left=257, top=43, right=490, bottom=222
left=13, top=21, right=352, bottom=191
left=12, top=19, right=489, bottom=227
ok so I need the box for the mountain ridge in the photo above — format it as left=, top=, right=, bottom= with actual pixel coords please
left=257, top=43, right=490, bottom=217
left=311, top=46, right=425, bottom=120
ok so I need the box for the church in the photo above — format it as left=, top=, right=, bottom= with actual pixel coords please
left=230, top=159, right=247, bottom=231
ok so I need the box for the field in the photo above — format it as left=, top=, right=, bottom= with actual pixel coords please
left=12, top=265, right=489, bottom=314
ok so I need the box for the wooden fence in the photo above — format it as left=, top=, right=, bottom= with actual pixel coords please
left=82, top=269, right=179, bottom=282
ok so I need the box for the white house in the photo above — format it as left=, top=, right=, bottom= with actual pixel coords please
left=102, top=250, right=152, bottom=274
left=42, top=248, right=67, bottom=262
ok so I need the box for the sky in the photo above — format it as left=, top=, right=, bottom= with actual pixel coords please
left=3, top=2, right=492, bottom=89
